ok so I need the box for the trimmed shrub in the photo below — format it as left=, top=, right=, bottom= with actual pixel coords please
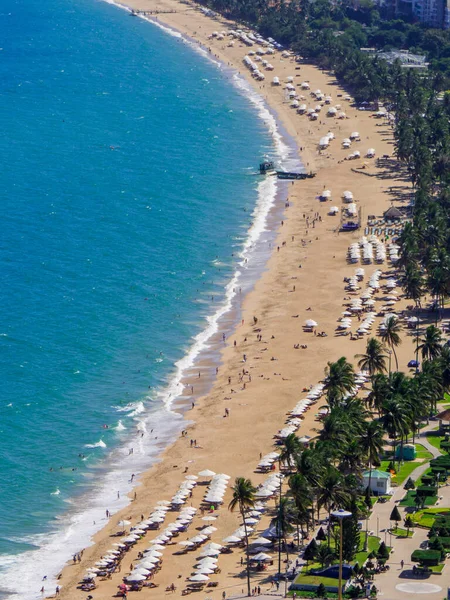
left=411, top=549, right=441, bottom=566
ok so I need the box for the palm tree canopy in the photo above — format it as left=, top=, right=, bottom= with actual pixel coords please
left=229, top=477, right=256, bottom=513
left=359, top=420, right=384, bottom=467
left=279, top=433, right=303, bottom=470
left=355, top=338, right=387, bottom=375
left=324, top=357, right=355, bottom=407
left=418, top=325, right=443, bottom=360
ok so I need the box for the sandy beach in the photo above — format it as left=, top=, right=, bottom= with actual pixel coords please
left=53, top=2, right=421, bottom=599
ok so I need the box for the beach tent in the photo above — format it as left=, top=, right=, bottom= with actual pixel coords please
left=366, top=148, right=376, bottom=158
left=272, top=76, right=280, bottom=86
left=319, top=137, right=330, bottom=149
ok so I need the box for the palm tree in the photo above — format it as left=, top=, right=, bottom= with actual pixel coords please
left=271, top=496, right=295, bottom=576
left=288, top=473, right=313, bottom=544
left=380, top=397, right=412, bottom=465
left=317, top=466, right=349, bottom=548
left=418, top=325, right=443, bottom=361
left=359, top=421, right=384, bottom=549
left=323, top=357, right=355, bottom=408
left=355, top=338, right=387, bottom=375
left=338, top=439, right=364, bottom=475
left=229, top=477, right=256, bottom=596
left=380, top=316, right=402, bottom=371
left=366, top=374, right=389, bottom=416
left=279, top=433, right=303, bottom=472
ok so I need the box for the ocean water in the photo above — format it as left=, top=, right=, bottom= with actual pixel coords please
left=0, top=0, right=295, bottom=596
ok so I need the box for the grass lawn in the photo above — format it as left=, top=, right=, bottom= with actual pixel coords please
left=294, top=573, right=342, bottom=586
left=400, top=490, right=438, bottom=507
left=355, top=535, right=380, bottom=566
left=430, top=564, right=445, bottom=573
left=379, top=444, right=433, bottom=485
left=412, top=508, right=450, bottom=528
left=426, top=432, right=443, bottom=451
left=391, top=527, right=413, bottom=538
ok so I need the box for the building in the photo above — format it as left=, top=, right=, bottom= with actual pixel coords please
left=374, top=0, right=449, bottom=28
left=362, top=469, right=393, bottom=495
left=361, top=48, right=429, bottom=69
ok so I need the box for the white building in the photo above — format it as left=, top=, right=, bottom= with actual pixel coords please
left=362, top=469, right=393, bottom=495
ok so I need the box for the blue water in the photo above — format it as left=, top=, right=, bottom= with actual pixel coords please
left=0, top=0, right=279, bottom=595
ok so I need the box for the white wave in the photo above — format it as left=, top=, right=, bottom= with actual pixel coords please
left=116, top=420, right=126, bottom=431
left=113, top=401, right=144, bottom=416
left=51, top=489, right=60, bottom=496
left=0, top=4, right=297, bottom=598
left=84, top=439, right=107, bottom=449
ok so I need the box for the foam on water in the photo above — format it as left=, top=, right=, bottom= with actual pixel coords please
left=0, top=1, right=300, bottom=597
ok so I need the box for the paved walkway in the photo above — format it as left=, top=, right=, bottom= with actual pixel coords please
left=368, top=414, right=448, bottom=600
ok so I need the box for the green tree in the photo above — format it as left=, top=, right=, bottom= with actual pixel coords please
left=304, top=538, right=318, bottom=563
left=404, top=515, right=414, bottom=536
left=418, top=325, right=443, bottom=360
left=390, top=505, right=402, bottom=529
left=380, top=316, right=402, bottom=372
left=355, top=338, right=387, bottom=375
left=317, top=466, right=350, bottom=548
left=316, top=582, right=327, bottom=598
left=229, top=477, right=256, bottom=596
left=324, top=357, right=355, bottom=408
left=279, top=433, right=303, bottom=472
left=404, top=477, right=415, bottom=490
left=316, top=543, right=335, bottom=568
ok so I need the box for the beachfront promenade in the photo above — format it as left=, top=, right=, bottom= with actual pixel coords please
left=366, top=418, right=448, bottom=600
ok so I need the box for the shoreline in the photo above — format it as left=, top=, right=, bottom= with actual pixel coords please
left=0, top=7, right=298, bottom=599
left=42, top=2, right=418, bottom=599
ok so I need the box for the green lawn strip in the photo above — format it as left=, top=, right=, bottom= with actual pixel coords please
left=426, top=432, right=443, bottom=451
left=355, top=535, right=380, bottom=566
left=430, top=564, right=445, bottom=573
left=412, top=508, right=450, bottom=528
left=391, top=527, right=413, bottom=538
left=400, top=490, right=438, bottom=507
left=294, top=574, right=342, bottom=586
left=415, top=445, right=434, bottom=460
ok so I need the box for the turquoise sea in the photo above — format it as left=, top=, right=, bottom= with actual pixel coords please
left=0, top=0, right=296, bottom=596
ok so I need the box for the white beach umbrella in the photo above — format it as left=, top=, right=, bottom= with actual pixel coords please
left=305, top=319, right=318, bottom=327
left=202, top=527, right=218, bottom=535
left=223, top=535, right=242, bottom=543
left=252, top=537, right=272, bottom=545
left=126, top=574, right=147, bottom=582
left=201, top=516, right=217, bottom=521
left=198, top=469, right=216, bottom=477
left=189, top=574, right=209, bottom=582
left=185, top=475, right=198, bottom=480
left=252, top=552, right=272, bottom=561
left=133, top=567, right=152, bottom=576
left=195, top=567, right=215, bottom=575
left=203, top=542, right=222, bottom=550
left=199, top=549, right=220, bottom=557
left=179, top=541, right=194, bottom=547
left=156, top=500, right=171, bottom=506
left=197, top=557, right=218, bottom=566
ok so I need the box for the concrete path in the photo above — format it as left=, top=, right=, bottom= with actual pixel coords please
left=368, top=415, right=449, bottom=600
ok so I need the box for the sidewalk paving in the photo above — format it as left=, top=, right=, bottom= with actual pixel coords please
left=368, top=414, right=448, bottom=600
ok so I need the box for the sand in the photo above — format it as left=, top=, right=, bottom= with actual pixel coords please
left=54, top=2, right=420, bottom=599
